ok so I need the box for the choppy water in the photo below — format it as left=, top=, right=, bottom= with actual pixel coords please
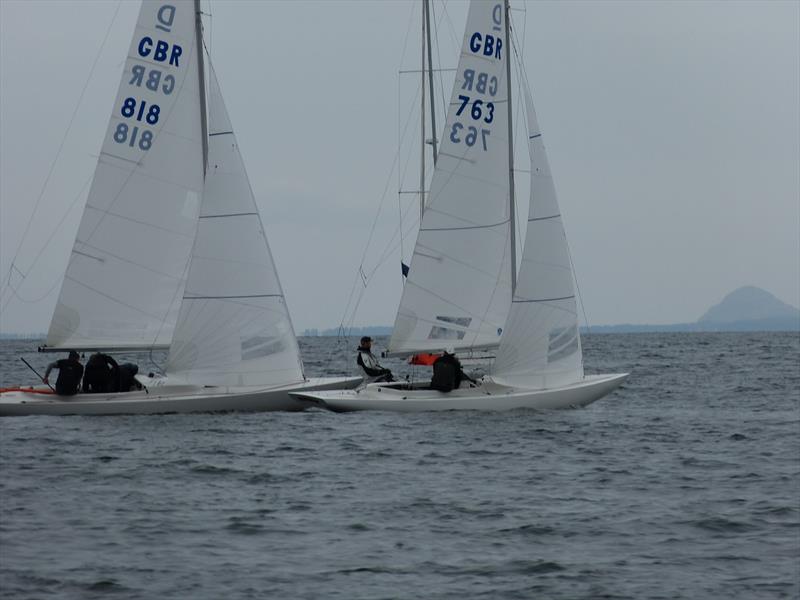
left=1, top=333, right=798, bottom=599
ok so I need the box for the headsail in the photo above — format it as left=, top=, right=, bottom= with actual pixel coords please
left=45, top=0, right=204, bottom=351
left=492, top=81, right=584, bottom=388
left=389, top=0, right=513, bottom=355
left=164, top=61, right=305, bottom=388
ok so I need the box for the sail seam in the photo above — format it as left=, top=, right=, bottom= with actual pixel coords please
left=83, top=205, right=195, bottom=238
left=421, top=218, right=510, bottom=232
left=437, top=151, right=476, bottom=164
left=72, top=242, right=182, bottom=280
left=63, top=275, right=165, bottom=320
left=182, top=294, right=283, bottom=300
left=209, top=131, right=234, bottom=137
left=512, top=295, right=575, bottom=303
left=529, top=133, right=542, bottom=139
left=199, top=212, right=258, bottom=219
left=98, top=149, right=203, bottom=191
left=402, top=280, right=501, bottom=327
left=528, top=214, right=560, bottom=222
left=99, top=151, right=141, bottom=165
left=414, top=242, right=512, bottom=281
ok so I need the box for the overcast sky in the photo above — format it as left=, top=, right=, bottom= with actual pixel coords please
left=1, top=0, right=798, bottom=335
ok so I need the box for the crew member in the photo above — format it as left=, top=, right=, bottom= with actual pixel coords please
left=356, top=336, right=394, bottom=383
left=43, top=351, right=84, bottom=396
left=83, top=353, right=119, bottom=393
left=430, top=348, right=475, bottom=392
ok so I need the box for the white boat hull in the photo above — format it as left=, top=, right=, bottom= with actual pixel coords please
left=0, top=376, right=362, bottom=417
left=290, top=373, right=628, bottom=413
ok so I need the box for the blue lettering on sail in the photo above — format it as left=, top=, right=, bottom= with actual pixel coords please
left=113, top=123, right=153, bottom=151
left=138, top=36, right=153, bottom=57
left=469, top=32, right=482, bottom=54
left=138, top=37, right=182, bottom=66
left=129, top=65, right=176, bottom=95
left=115, top=4, right=185, bottom=153
left=461, top=69, right=498, bottom=97
left=468, top=32, right=502, bottom=60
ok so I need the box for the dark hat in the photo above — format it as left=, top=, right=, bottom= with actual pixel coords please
left=360, top=336, right=373, bottom=344
left=68, top=350, right=80, bottom=360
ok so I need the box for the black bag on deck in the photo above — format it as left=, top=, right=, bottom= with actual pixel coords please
left=431, top=359, right=457, bottom=392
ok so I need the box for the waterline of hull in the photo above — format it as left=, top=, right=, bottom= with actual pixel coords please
left=0, top=376, right=362, bottom=416
left=291, top=373, right=629, bottom=413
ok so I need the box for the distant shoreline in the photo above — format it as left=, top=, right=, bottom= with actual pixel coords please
left=2, top=326, right=798, bottom=342
left=298, top=320, right=799, bottom=337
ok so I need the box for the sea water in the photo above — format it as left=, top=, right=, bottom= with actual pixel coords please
left=0, top=332, right=798, bottom=599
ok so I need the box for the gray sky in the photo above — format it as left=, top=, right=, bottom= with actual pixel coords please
left=1, top=0, right=798, bottom=335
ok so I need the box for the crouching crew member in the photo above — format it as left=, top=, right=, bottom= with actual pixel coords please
left=83, top=353, right=120, bottom=393
left=430, top=349, right=476, bottom=392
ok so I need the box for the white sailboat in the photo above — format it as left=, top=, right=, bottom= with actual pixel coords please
left=293, top=0, right=627, bottom=412
left=1, top=0, right=360, bottom=416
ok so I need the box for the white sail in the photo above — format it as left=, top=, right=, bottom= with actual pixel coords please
left=389, top=0, right=512, bottom=355
left=45, top=0, right=204, bottom=351
left=491, top=81, right=584, bottom=388
left=164, top=62, right=305, bottom=388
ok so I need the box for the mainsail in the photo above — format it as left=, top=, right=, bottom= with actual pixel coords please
left=45, top=0, right=204, bottom=351
left=389, top=0, right=513, bottom=355
left=492, top=82, right=584, bottom=387
left=164, top=62, right=305, bottom=388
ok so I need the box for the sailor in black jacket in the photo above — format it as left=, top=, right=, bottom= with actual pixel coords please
left=356, top=336, right=394, bottom=382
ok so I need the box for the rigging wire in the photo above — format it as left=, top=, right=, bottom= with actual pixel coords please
left=0, top=173, right=93, bottom=312
left=338, top=87, right=421, bottom=339
left=436, top=0, right=461, bottom=122
left=337, top=2, right=422, bottom=339
left=1, top=0, right=124, bottom=306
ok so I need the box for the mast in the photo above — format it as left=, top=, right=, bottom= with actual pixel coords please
left=504, top=0, right=516, bottom=295
left=420, top=1, right=426, bottom=221
left=195, top=0, right=208, bottom=174
left=424, top=0, right=438, bottom=165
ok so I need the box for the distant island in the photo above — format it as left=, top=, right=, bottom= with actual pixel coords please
left=589, top=286, right=799, bottom=333
left=0, top=332, right=46, bottom=340
left=303, top=286, right=799, bottom=336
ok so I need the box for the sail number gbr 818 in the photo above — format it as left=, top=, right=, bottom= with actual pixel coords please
left=111, top=4, right=184, bottom=153
left=449, top=4, right=504, bottom=153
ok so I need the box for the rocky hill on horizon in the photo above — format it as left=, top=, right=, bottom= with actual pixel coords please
left=589, top=286, right=799, bottom=333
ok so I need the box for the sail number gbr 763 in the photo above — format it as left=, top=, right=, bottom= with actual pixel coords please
left=449, top=5, right=504, bottom=152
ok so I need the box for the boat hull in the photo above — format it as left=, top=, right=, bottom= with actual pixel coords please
left=0, top=376, right=362, bottom=416
left=291, top=373, right=628, bottom=413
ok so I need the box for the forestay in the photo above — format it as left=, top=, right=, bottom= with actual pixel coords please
left=492, top=82, right=583, bottom=388
left=164, top=62, right=305, bottom=388
left=46, top=0, right=204, bottom=351
left=389, top=0, right=512, bottom=356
